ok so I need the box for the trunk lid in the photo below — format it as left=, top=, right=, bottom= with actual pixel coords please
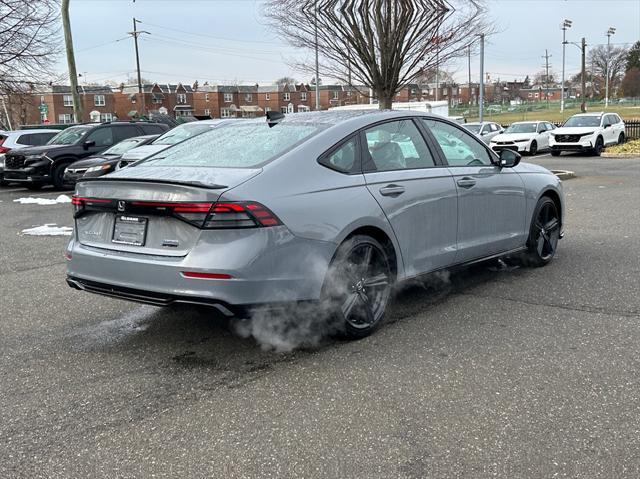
left=74, top=166, right=261, bottom=256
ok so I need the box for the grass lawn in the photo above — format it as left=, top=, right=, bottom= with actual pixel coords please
left=461, top=104, right=640, bottom=124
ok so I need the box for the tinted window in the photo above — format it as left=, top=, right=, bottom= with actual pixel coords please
left=114, top=125, right=141, bottom=142
left=145, top=122, right=323, bottom=168
left=318, top=136, right=358, bottom=173
left=36, top=132, right=58, bottom=145
left=16, top=134, right=34, bottom=145
left=422, top=119, right=492, bottom=166
left=363, top=120, right=435, bottom=172
left=139, top=124, right=167, bottom=135
left=85, top=127, right=114, bottom=147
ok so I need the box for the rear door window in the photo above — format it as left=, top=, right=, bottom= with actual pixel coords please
left=139, top=124, right=167, bottom=135
left=114, top=125, right=141, bottom=142
left=16, top=134, right=34, bottom=145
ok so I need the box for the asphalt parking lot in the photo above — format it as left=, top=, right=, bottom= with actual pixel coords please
left=1, top=155, right=639, bottom=478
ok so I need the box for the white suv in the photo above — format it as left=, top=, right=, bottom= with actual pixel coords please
left=549, top=112, right=625, bottom=156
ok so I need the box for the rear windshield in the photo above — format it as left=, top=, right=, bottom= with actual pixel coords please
left=463, top=124, right=481, bottom=133
left=46, top=126, right=92, bottom=145
left=563, top=116, right=601, bottom=127
left=144, top=123, right=323, bottom=168
left=153, top=123, right=214, bottom=146
left=505, top=123, right=537, bottom=133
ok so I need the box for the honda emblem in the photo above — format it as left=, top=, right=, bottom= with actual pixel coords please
left=117, top=200, right=126, bottom=212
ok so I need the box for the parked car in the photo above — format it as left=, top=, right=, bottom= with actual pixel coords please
left=119, top=119, right=235, bottom=163
left=0, top=129, right=60, bottom=185
left=462, top=122, right=504, bottom=144
left=62, top=135, right=159, bottom=187
left=549, top=112, right=625, bottom=156
left=3, top=121, right=169, bottom=190
left=66, top=110, right=564, bottom=339
left=489, top=121, right=556, bottom=156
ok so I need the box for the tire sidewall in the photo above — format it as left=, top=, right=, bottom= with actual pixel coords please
left=527, top=197, right=558, bottom=267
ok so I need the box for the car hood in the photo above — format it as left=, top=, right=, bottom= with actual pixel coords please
left=67, top=155, right=121, bottom=169
left=6, top=144, right=70, bottom=156
left=491, top=133, right=536, bottom=142
left=552, top=127, right=598, bottom=135
left=514, top=162, right=553, bottom=175
left=120, top=144, right=169, bottom=161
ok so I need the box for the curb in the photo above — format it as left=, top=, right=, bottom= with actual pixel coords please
left=551, top=170, right=576, bottom=180
left=601, top=153, right=640, bottom=158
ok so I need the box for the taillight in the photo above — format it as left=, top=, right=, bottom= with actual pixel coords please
left=72, top=195, right=112, bottom=215
left=0, top=146, right=10, bottom=154
left=204, top=202, right=281, bottom=229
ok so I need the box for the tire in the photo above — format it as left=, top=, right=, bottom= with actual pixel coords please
left=618, top=133, right=625, bottom=145
left=52, top=163, right=71, bottom=190
left=592, top=137, right=604, bottom=156
left=529, top=140, right=537, bottom=156
left=550, top=150, right=561, bottom=157
left=26, top=183, right=44, bottom=191
left=526, top=197, right=560, bottom=267
left=321, top=235, right=393, bottom=339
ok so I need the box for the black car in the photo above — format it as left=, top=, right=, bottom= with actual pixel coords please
left=3, top=121, right=169, bottom=190
left=62, top=134, right=158, bottom=187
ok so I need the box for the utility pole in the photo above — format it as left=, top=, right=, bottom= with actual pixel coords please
left=542, top=49, right=552, bottom=109
left=129, top=18, right=149, bottom=117
left=468, top=45, right=472, bottom=107
left=581, top=37, right=587, bottom=113
left=314, top=2, right=320, bottom=111
left=605, top=27, right=616, bottom=108
left=435, top=31, right=439, bottom=102
left=561, top=19, right=572, bottom=113
left=61, top=0, right=83, bottom=122
left=479, top=33, right=485, bottom=122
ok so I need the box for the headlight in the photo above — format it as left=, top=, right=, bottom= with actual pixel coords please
left=514, top=139, right=530, bottom=142
left=580, top=131, right=595, bottom=137
left=86, top=164, right=112, bottom=173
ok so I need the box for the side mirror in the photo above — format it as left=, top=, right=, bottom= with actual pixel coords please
left=498, top=149, right=521, bottom=168
left=604, top=123, right=612, bottom=129
left=83, top=140, right=96, bottom=150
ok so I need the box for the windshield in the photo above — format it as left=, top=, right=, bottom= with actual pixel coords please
left=463, top=124, right=481, bottom=133
left=153, top=123, right=215, bottom=146
left=46, top=126, right=92, bottom=145
left=144, top=122, right=324, bottom=168
left=563, top=116, right=601, bottom=127
left=505, top=123, right=537, bottom=134
left=102, top=138, right=145, bottom=156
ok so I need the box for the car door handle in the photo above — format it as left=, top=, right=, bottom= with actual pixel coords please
left=457, top=177, right=476, bottom=189
left=379, top=184, right=405, bottom=197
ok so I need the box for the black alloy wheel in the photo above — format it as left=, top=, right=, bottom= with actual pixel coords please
left=529, top=140, right=537, bottom=156
left=593, top=137, right=604, bottom=156
left=618, top=133, right=625, bottom=145
left=526, top=197, right=560, bottom=267
left=323, top=235, right=393, bottom=339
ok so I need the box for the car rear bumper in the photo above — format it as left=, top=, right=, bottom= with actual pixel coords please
left=66, top=229, right=337, bottom=309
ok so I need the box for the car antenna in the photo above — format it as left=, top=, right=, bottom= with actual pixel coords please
left=266, top=111, right=285, bottom=128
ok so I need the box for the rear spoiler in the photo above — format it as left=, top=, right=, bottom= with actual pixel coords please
left=78, top=177, right=228, bottom=190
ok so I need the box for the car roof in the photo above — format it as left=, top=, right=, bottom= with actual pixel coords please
left=572, top=112, right=604, bottom=117
left=6, top=129, right=61, bottom=134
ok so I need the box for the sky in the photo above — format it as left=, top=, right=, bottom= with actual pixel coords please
left=59, top=0, right=640, bottom=87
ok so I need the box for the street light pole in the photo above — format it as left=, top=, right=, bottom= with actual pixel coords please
left=314, top=2, right=320, bottom=111
left=561, top=19, right=572, bottom=113
left=605, top=27, right=616, bottom=108
left=581, top=37, right=587, bottom=113
left=479, top=33, right=485, bottom=122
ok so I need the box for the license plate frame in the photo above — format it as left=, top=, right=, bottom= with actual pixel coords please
left=112, top=215, right=148, bottom=246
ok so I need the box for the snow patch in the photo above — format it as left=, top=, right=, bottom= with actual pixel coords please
left=13, top=194, right=72, bottom=205
left=21, top=224, right=73, bottom=236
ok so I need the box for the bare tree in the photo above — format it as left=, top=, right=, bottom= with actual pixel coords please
left=275, top=76, right=298, bottom=85
left=588, top=45, right=628, bottom=98
left=264, top=0, right=490, bottom=109
left=0, top=0, right=60, bottom=90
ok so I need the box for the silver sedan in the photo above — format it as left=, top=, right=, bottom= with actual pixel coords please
left=66, top=110, right=564, bottom=339
left=463, top=121, right=504, bottom=144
